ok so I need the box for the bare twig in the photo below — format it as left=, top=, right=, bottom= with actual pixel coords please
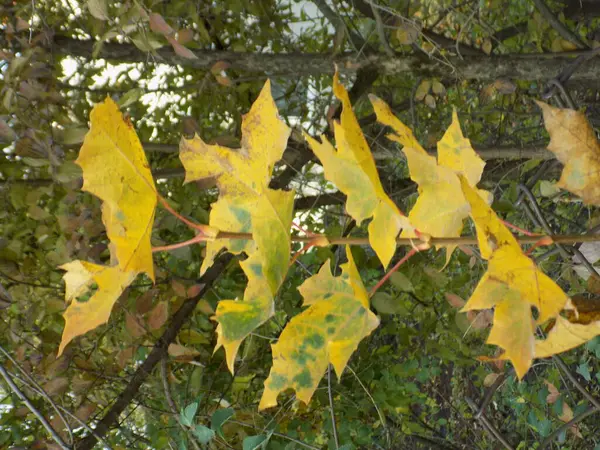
left=540, top=406, right=598, bottom=449
left=517, top=183, right=600, bottom=277
left=312, top=0, right=366, bottom=50
left=160, top=358, right=202, bottom=450
left=553, top=356, right=600, bottom=410
left=0, top=345, right=72, bottom=444
left=0, top=363, right=71, bottom=450
left=157, top=231, right=600, bottom=251
left=475, top=369, right=513, bottom=419
left=368, top=0, right=395, bottom=56
left=465, top=397, right=514, bottom=450
left=531, top=0, right=587, bottom=49
left=5, top=369, right=112, bottom=448
left=77, top=254, right=233, bottom=450
left=327, top=364, right=339, bottom=449
left=347, top=365, right=390, bottom=446
left=228, top=419, right=320, bottom=450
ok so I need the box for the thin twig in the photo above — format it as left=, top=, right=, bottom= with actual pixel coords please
left=160, top=358, right=202, bottom=450
left=368, top=0, right=395, bottom=56
left=327, top=364, right=340, bottom=449
left=155, top=231, right=600, bottom=252
left=475, top=369, right=513, bottom=419
left=77, top=254, right=233, bottom=450
left=465, top=397, right=514, bottom=450
left=517, top=183, right=600, bottom=277
left=540, top=406, right=598, bottom=449
left=0, top=345, right=73, bottom=444
left=6, top=369, right=112, bottom=449
left=0, top=364, right=71, bottom=450
left=347, top=365, right=390, bottom=446
left=552, top=355, right=600, bottom=410
left=311, top=0, right=365, bottom=50
left=370, top=248, right=418, bottom=295
left=228, top=419, right=320, bottom=450
left=531, top=0, right=587, bottom=49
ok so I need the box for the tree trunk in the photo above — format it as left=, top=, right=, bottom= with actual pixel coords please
left=52, top=35, right=600, bottom=81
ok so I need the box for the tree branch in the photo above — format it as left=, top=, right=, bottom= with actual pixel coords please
left=49, top=35, right=600, bottom=81
left=532, top=0, right=588, bottom=49
left=0, top=363, right=71, bottom=450
left=77, top=254, right=233, bottom=450
left=312, top=0, right=366, bottom=49
left=160, top=358, right=201, bottom=450
left=465, top=397, right=514, bottom=450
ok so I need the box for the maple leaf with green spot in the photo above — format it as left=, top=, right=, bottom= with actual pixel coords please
left=58, top=98, right=156, bottom=355
left=259, top=246, right=379, bottom=410
left=179, top=80, right=294, bottom=373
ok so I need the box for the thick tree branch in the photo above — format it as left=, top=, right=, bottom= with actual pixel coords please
left=77, top=254, right=233, bottom=450
left=50, top=35, right=600, bottom=81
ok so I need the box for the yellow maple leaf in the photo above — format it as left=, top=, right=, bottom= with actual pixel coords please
left=537, top=101, right=600, bottom=206
left=180, top=80, right=294, bottom=373
left=58, top=98, right=157, bottom=355
left=76, top=97, right=156, bottom=279
left=304, top=73, right=409, bottom=268
left=259, top=247, right=379, bottom=410
left=535, top=316, right=600, bottom=359
left=58, top=261, right=136, bottom=356
left=460, top=176, right=569, bottom=378
left=370, top=97, right=490, bottom=262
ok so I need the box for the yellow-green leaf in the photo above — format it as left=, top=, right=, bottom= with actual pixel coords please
left=304, top=73, right=409, bottom=268
left=371, top=98, right=489, bottom=262
left=259, top=247, right=379, bottom=410
left=460, top=177, right=570, bottom=378
left=536, top=101, right=600, bottom=206
left=59, top=261, right=136, bottom=356
left=536, top=316, right=600, bottom=358
left=76, top=97, right=156, bottom=279
left=180, top=80, right=294, bottom=373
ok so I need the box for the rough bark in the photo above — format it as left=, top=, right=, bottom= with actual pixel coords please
left=52, top=35, right=600, bottom=81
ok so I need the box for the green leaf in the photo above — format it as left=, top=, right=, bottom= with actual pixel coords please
left=192, top=424, right=215, bottom=445
left=180, top=401, right=198, bottom=427
left=117, top=88, right=145, bottom=108
left=243, top=434, right=268, bottom=450
left=211, top=407, right=234, bottom=438
left=389, top=272, right=414, bottom=293
left=62, top=127, right=89, bottom=145
left=130, top=33, right=164, bottom=51
left=577, top=363, right=592, bottom=382
left=371, top=293, right=407, bottom=315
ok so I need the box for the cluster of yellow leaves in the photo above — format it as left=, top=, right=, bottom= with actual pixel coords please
left=364, top=95, right=593, bottom=380
left=180, top=80, right=294, bottom=373
left=58, top=98, right=156, bottom=356
left=370, top=96, right=491, bottom=264
left=304, top=72, right=410, bottom=268
left=459, top=178, right=570, bottom=378
left=60, top=73, right=600, bottom=411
